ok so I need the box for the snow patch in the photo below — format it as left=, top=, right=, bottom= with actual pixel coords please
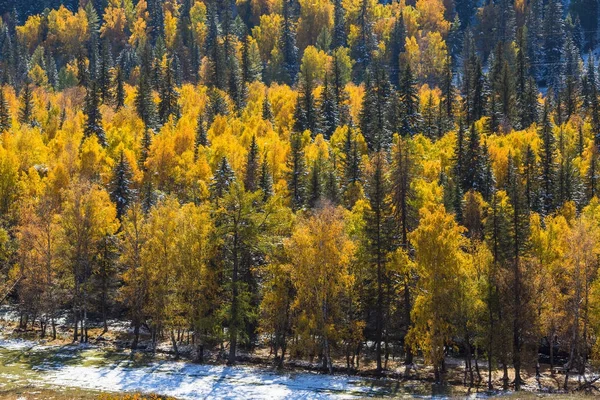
left=43, top=361, right=386, bottom=399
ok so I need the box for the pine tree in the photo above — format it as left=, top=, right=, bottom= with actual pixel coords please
left=109, top=151, right=134, bottom=221
left=388, top=13, right=405, bottom=87
left=84, top=80, right=107, bottom=147
left=538, top=103, right=557, bottom=214
left=287, top=132, right=308, bottom=211
left=561, top=34, right=581, bottom=120
left=228, top=53, right=248, bottom=113
left=158, top=59, right=180, bottom=125
left=441, top=54, right=455, bottom=128
left=210, top=157, right=236, bottom=203
left=542, top=0, right=565, bottom=88
left=205, top=6, right=226, bottom=89
left=114, top=66, right=125, bottom=111
left=324, top=158, right=340, bottom=205
left=205, top=88, right=230, bottom=126
left=259, top=155, right=274, bottom=202
left=319, top=74, right=339, bottom=139
left=19, top=81, right=33, bottom=125
left=262, top=93, right=274, bottom=122
left=343, top=128, right=361, bottom=188
left=0, top=87, right=10, bottom=132
left=98, top=39, right=113, bottom=103
left=463, top=124, right=485, bottom=192
left=331, top=49, right=351, bottom=125
left=360, top=64, right=392, bottom=151
left=308, top=159, right=323, bottom=208
left=364, top=152, right=395, bottom=374
left=244, top=136, right=260, bottom=192
left=332, top=0, right=346, bottom=49
left=280, top=0, right=299, bottom=85
left=135, top=48, right=157, bottom=130
left=195, top=113, right=209, bottom=153
left=241, top=35, right=262, bottom=83
left=395, top=63, right=422, bottom=137
left=46, top=54, right=58, bottom=90
left=352, top=0, right=376, bottom=81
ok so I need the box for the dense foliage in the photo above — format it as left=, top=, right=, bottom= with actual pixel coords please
left=1, top=0, right=600, bottom=390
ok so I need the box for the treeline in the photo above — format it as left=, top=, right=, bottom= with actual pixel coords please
left=0, top=0, right=600, bottom=391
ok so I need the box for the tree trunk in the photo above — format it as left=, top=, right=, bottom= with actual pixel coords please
left=171, top=330, right=179, bottom=359
left=131, top=322, right=140, bottom=350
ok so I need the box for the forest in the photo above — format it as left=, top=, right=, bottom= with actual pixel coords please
left=0, top=0, right=599, bottom=393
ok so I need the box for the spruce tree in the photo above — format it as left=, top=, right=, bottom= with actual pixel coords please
left=538, top=103, right=557, bottom=214
left=18, top=81, right=33, bottom=125
left=228, top=53, right=248, bottom=114
left=287, top=132, right=308, bottom=211
left=114, top=66, right=125, bottom=110
left=241, top=35, right=262, bottom=83
left=210, top=156, right=236, bottom=203
left=259, top=155, right=274, bottom=202
left=343, top=128, right=361, bottom=187
left=244, top=136, right=260, bottom=192
left=206, top=88, right=230, bottom=126
left=542, top=0, right=565, bottom=88
left=135, top=47, right=157, bottom=130
left=352, top=0, right=376, bottom=81
left=262, top=93, right=274, bottom=122
left=360, top=63, right=392, bottom=151
left=308, top=159, right=323, bottom=209
left=98, top=39, right=113, bottom=103
left=332, top=0, right=346, bottom=49
left=319, top=74, right=339, bottom=139
left=463, top=124, right=485, bottom=192
left=0, top=87, right=10, bottom=132
left=205, top=6, right=226, bottom=89
left=395, top=63, right=422, bottom=137
left=388, top=13, right=405, bottom=87
left=109, top=151, right=134, bottom=221
left=280, top=0, right=299, bottom=85
left=158, top=59, right=180, bottom=124
left=84, top=80, right=108, bottom=146
left=364, top=152, right=395, bottom=374
left=195, top=112, right=208, bottom=153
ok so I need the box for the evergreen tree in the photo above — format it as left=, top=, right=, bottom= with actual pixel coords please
left=205, top=88, right=230, bottom=126
left=395, top=63, right=422, bottom=137
left=109, top=151, right=134, bottom=221
left=262, top=93, right=274, bottom=122
left=0, top=86, right=10, bottom=132
left=308, top=159, right=323, bottom=208
left=244, top=136, right=260, bottom=192
left=364, top=152, right=395, bottom=374
left=241, top=35, right=262, bottom=83
left=259, top=155, right=274, bottom=202
left=523, top=144, right=540, bottom=212
left=18, top=81, right=33, bottom=125
left=561, top=34, right=581, bottom=120
left=343, top=128, right=361, bottom=188
left=158, top=59, right=180, bottom=125
left=228, top=53, right=248, bottom=113
left=195, top=113, right=208, bottom=153
left=331, top=50, right=351, bottom=125
left=332, top=0, right=346, bottom=49
left=441, top=54, right=456, bottom=127
left=280, top=0, right=299, bottom=85
left=542, top=0, right=565, bottom=88
left=388, top=13, right=405, bottom=86
left=114, top=66, right=125, bottom=111
left=84, top=80, right=107, bottom=147
left=538, top=103, right=557, bottom=214
left=287, top=132, right=308, bottom=211
left=360, top=64, right=392, bottom=151
left=210, top=156, right=236, bottom=203
left=205, top=6, right=226, bottom=89
left=462, top=124, right=485, bottom=192
left=98, top=39, right=112, bottom=103
left=324, top=157, right=340, bottom=205
left=319, top=74, right=339, bottom=139
left=352, top=0, right=376, bottom=81
left=135, top=48, right=157, bottom=130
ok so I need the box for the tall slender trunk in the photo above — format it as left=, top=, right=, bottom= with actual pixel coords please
left=228, top=231, right=239, bottom=365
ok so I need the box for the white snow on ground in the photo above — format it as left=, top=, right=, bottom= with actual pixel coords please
left=0, top=338, right=38, bottom=351
left=43, top=361, right=385, bottom=399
